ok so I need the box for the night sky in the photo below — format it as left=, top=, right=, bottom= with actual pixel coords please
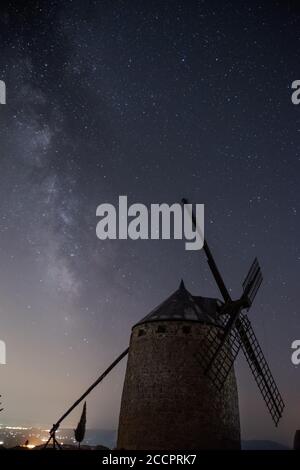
left=0, top=0, right=299, bottom=447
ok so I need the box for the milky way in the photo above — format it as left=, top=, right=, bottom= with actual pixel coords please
left=0, top=1, right=299, bottom=445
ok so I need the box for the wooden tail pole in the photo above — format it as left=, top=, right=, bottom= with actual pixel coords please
left=43, top=347, right=129, bottom=449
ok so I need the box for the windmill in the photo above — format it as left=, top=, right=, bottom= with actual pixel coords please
left=44, top=197, right=284, bottom=449
left=182, top=198, right=284, bottom=426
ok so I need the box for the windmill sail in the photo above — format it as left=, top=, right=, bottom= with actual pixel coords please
left=236, top=313, right=285, bottom=426
left=200, top=258, right=264, bottom=389
left=195, top=297, right=284, bottom=426
left=195, top=317, right=242, bottom=391
left=182, top=197, right=285, bottom=426
left=242, top=258, right=263, bottom=307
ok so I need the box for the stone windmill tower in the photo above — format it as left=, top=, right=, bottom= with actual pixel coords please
left=117, top=200, right=285, bottom=450
left=117, top=281, right=241, bottom=449
left=44, top=200, right=285, bottom=450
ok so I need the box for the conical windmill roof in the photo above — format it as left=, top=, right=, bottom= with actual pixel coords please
left=135, top=280, right=223, bottom=327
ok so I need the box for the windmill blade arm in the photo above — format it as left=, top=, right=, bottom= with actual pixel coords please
left=242, top=258, right=263, bottom=307
left=181, top=198, right=231, bottom=302
left=206, top=256, right=231, bottom=302
left=194, top=306, right=243, bottom=390
left=236, top=313, right=284, bottom=426
left=203, top=302, right=242, bottom=368
left=205, top=325, right=242, bottom=391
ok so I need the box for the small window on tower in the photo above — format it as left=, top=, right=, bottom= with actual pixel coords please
left=182, top=326, right=191, bottom=334
left=157, top=325, right=166, bottom=333
left=138, top=329, right=146, bottom=337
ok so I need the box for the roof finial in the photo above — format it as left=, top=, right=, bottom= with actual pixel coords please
left=179, top=279, right=186, bottom=291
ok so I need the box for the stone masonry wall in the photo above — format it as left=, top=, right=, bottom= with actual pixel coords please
left=117, top=320, right=241, bottom=450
